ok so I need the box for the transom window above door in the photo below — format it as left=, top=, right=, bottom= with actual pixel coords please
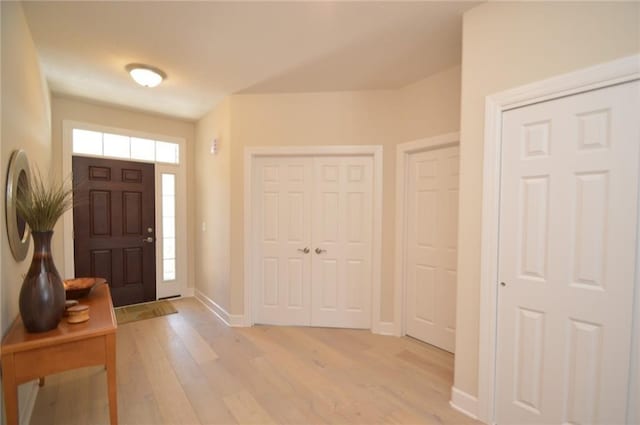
left=72, top=128, right=180, bottom=164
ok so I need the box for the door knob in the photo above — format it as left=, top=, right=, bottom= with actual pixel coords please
left=297, top=247, right=310, bottom=254
left=142, top=237, right=154, bottom=243
left=315, top=248, right=326, bottom=254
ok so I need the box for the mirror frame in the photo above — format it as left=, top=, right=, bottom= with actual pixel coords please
left=5, top=149, right=31, bottom=261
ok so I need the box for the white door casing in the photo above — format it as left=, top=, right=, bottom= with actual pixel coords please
left=62, top=120, right=188, bottom=300
left=253, top=156, right=313, bottom=325
left=311, top=156, right=373, bottom=329
left=405, top=146, right=459, bottom=352
left=249, top=149, right=379, bottom=330
left=477, top=55, right=640, bottom=424
left=495, top=81, right=639, bottom=424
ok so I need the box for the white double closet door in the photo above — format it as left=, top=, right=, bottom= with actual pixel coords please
left=496, top=81, right=639, bottom=424
left=253, top=155, right=373, bottom=329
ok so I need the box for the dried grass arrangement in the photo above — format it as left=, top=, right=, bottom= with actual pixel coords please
left=15, top=168, right=74, bottom=232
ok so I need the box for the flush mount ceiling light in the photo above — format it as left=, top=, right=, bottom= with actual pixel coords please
left=125, top=63, right=166, bottom=88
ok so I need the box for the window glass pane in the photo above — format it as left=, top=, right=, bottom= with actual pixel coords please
left=72, top=129, right=102, bottom=155
left=161, top=172, right=176, bottom=282
left=163, top=217, right=175, bottom=238
left=161, top=174, right=175, bottom=195
left=103, top=133, right=130, bottom=158
left=156, top=141, right=179, bottom=164
left=130, top=137, right=155, bottom=161
left=163, top=259, right=176, bottom=281
left=163, top=238, right=175, bottom=259
left=162, top=196, right=175, bottom=217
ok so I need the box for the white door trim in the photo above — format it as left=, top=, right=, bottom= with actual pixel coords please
left=244, top=145, right=383, bottom=331
left=478, top=54, right=640, bottom=424
left=393, top=132, right=460, bottom=337
left=61, top=120, right=188, bottom=300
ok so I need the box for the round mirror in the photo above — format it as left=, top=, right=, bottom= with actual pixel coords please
left=6, top=150, right=31, bottom=260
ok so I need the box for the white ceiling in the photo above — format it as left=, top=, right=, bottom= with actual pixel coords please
left=23, top=1, right=477, bottom=121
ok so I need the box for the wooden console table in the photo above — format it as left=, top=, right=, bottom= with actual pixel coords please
left=1, top=283, right=118, bottom=425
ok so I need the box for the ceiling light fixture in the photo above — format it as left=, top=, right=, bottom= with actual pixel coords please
left=125, top=63, right=166, bottom=88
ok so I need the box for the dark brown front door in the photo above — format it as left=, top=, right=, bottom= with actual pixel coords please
left=73, top=156, right=156, bottom=307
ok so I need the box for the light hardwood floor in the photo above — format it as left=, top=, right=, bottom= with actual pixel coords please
left=29, top=298, right=477, bottom=425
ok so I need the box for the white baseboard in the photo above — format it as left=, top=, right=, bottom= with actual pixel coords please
left=375, top=321, right=396, bottom=336
left=195, top=289, right=246, bottom=327
left=20, top=380, right=39, bottom=425
left=450, top=386, right=479, bottom=420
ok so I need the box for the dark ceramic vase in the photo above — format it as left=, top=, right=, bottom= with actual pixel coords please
left=19, top=231, right=66, bottom=332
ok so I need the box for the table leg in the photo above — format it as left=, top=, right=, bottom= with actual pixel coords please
left=2, top=354, right=19, bottom=425
left=105, top=333, right=118, bottom=425
left=39, top=377, right=45, bottom=387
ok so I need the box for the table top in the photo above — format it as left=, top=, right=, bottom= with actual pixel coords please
left=1, top=283, right=117, bottom=355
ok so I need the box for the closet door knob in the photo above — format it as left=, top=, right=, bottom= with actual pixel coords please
left=297, top=247, right=310, bottom=254
left=315, top=248, right=326, bottom=254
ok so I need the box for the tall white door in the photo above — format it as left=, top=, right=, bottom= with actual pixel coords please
left=253, top=157, right=313, bottom=326
left=405, top=146, right=459, bottom=352
left=311, top=156, right=373, bottom=329
left=253, top=155, right=374, bottom=329
left=496, top=81, right=640, bottom=424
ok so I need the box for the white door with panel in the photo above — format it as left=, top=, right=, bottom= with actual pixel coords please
left=253, top=155, right=374, bottom=329
left=496, top=81, right=639, bottom=424
left=405, top=146, right=459, bottom=352
left=311, top=156, right=373, bottom=328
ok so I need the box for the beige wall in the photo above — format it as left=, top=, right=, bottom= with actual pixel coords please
left=228, top=90, right=398, bottom=316
left=1, top=1, right=52, bottom=334
left=194, top=66, right=462, bottom=319
left=398, top=65, right=461, bottom=142
left=455, top=1, right=640, bottom=397
left=1, top=1, right=53, bottom=416
left=194, top=98, right=232, bottom=310
left=50, top=96, right=196, bottom=289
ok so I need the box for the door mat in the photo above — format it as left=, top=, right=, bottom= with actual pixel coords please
left=115, top=300, right=177, bottom=325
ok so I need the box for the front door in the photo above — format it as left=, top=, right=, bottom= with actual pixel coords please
left=73, top=156, right=156, bottom=307
left=495, top=81, right=639, bottom=424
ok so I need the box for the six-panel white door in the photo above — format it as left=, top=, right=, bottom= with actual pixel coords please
left=405, top=146, right=459, bottom=352
left=496, top=81, right=639, bottom=424
left=253, top=155, right=374, bottom=329
left=253, top=156, right=313, bottom=326
left=311, top=156, right=373, bottom=329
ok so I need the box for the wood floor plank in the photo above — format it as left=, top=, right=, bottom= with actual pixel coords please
left=30, top=297, right=479, bottom=425
left=223, top=390, right=278, bottom=425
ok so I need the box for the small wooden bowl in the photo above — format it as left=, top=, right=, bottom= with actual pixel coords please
left=66, top=304, right=89, bottom=324
left=63, top=300, right=79, bottom=316
left=64, top=277, right=106, bottom=300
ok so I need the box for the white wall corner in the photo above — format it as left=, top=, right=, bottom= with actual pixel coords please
left=195, top=289, right=246, bottom=327
left=20, top=380, right=40, bottom=425
left=181, top=287, right=195, bottom=297
left=375, top=321, right=396, bottom=336
left=450, top=386, right=479, bottom=421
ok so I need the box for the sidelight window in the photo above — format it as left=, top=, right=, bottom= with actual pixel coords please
left=161, top=173, right=176, bottom=281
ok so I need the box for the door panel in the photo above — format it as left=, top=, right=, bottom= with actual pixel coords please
left=405, top=146, right=459, bottom=352
left=73, top=156, right=156, bottom=307
left=311, top=156, right=373, bottom=329
left=496, top=81, right=639, bottom=424
left=253, top=157, right=313, bottom=325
